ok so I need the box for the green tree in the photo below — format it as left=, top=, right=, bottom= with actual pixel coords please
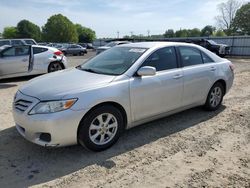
left=189, top=28, right=201, bottom=37
left=175, top=29, right=189, bottom=37
left=17, top=20, right=41, bottom=41
left=232, top=3, right=250, bottom=35
left=214, top=30, right=227, bottom=36
left=164, top=29, right=175, bottom=38
left=75, top=24, right=96, bottom=43
left=201, top=25, right=216, bottom=36
left=2, top=27, right=18, bottom=38
left=42, top=14, right=78, bottom=43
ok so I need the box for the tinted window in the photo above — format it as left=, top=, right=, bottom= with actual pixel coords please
left=0, top=40, right=10, bottom=46
left=2, top=47, right=15, bottom=56
left=142, top=47, right=178, bottom=71
left=201, top=52, right=214, bottom=63
left=11, top=40, right=24, bottom=46
left=2, top=46, right=29, bottom=57
left=33, top=47, right=48, bottom=54
left=179, top=47, right=203, bottom=67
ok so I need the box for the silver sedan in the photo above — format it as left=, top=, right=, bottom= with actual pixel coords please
left=13, top=42, right=234, bottom=151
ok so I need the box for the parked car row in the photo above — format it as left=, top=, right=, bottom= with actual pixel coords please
left=0, top=44, right=67, bottom=80
left=0, top=38, right=37, bottom=47
left=37, top=42, right=91, bottom=56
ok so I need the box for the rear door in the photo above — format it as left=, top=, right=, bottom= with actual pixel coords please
left=0, top=45, right=31, bottom=76
left=178, top=46, right=216, bottom=106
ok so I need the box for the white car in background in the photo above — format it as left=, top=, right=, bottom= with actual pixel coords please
left=0, top=45, right=67, bottom=80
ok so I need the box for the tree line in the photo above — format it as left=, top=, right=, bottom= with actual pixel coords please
left=2, top=14, right=96, bottom=43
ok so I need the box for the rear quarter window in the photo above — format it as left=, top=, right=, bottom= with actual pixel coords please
left=201, top=52, right=214, bottom=63
left=33, top=47, right=48, bottom=54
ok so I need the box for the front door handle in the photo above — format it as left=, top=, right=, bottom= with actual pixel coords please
left=22, top=58, right=28, bottom=62
left=210, top=67, right=216, bottom=71
left=173, top=74, right=183, bottom=79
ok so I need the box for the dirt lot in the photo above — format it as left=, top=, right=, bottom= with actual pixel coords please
left=0, top=57, right=249, bottom=188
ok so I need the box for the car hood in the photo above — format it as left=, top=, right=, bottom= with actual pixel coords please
left=19, top=68, right=116, bottom=100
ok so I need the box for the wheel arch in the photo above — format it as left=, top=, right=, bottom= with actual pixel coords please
left=214, top=79, right=226, bottom=95
left=48, top=61, right=65, bottom=72
left=77, top=101, right=128, bottom=139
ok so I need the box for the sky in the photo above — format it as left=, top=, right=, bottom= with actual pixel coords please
left=0, top=0, right=248, bottom=38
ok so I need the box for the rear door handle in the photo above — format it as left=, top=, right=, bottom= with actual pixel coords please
left=173, top=74, right=183, bottom=79
left=210, top=67, right=216, bottom=71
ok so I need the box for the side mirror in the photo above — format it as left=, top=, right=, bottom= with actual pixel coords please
left=137, top=66, right=156, bottom=76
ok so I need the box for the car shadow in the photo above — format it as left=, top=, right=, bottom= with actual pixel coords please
left=0, top=106, right=226, bottom=187
left=0, top=83, right=18, bottom=89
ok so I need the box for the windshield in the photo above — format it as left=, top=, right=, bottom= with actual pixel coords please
left=80, top=47, right=147, bottom=75
left=207, top=40, right=218, bottom=45
left=105, top=42, right=117, bottom=47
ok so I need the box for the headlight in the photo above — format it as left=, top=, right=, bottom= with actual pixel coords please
left=29, top=99, right=77, bottom=115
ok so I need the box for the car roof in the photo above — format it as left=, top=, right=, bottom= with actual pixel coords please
left=120, top=41, right=199, bottom=48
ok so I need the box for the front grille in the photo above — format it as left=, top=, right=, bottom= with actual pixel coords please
left=14, top=99, right=33, bottom=112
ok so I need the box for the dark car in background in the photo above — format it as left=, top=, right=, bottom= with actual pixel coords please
left=60, top=44, right=87, bottom=56
left=167, top=38, right=230, bottom=57
left=197, top=39, right=230, bottom=57
left=79, top=43, right=95, bottom=50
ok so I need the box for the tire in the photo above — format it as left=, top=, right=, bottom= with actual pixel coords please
left=204, top=82, right=224, bottom=111
left=78, top=105, right=124, bottom=151
left=48, top=62, right=63, bottom=73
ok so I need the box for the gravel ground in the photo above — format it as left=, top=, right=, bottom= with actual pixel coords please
left=0, top=57, right=249, bottom=188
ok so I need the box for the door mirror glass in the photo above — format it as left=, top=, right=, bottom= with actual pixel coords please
left=137, top=66, right=156, bottom=76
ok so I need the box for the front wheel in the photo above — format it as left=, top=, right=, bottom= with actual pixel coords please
left=78, top=105, right=124, bottom=151
left=48, top=62, right=63, bottom=73
left=204, top=82, right=224, bottom=111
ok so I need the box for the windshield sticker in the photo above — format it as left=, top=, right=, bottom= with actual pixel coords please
left=129, top=49, right=146, bottom=53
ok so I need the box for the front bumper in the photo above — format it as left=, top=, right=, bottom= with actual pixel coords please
left=13, top=91, right=88, bottom=147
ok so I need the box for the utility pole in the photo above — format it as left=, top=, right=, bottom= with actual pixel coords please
left=130, top=31, right=133, bottom=37
left=117, top=31, right=120, bottom=39
left=147, top=30, right=150, bottom=38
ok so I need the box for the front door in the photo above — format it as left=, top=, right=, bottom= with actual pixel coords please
left=130, top=47, right=183, bottom=121
left=0, top=46, right=31, bottom=76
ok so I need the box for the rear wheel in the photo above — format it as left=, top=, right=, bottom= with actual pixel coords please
left=48, top=62, right=63, bottom=73
left=204, top=82, right=224, bottom=111
left=78, top=105, right=124, bottom=151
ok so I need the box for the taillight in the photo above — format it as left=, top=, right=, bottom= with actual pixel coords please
left=229, top=63, right=235, bottom=72
left=54, top=51, right=63, bottom=56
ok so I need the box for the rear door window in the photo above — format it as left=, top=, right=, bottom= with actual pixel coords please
left=179, top=47, right=203, bottom=67
left=33, top=47, right=48, bottom=54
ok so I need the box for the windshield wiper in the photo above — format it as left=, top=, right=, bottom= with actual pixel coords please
left=80, top=68, right=100, bottom=74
